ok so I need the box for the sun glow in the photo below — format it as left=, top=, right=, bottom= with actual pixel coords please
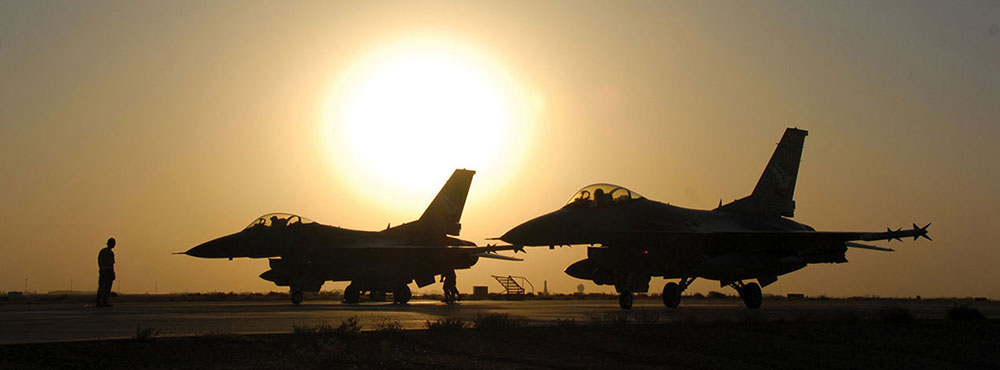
left=326, top=38, right=534, bottom=203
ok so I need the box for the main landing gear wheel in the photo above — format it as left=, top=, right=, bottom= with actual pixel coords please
left=618, top=292, right=634, bottom=309
left=290, top=290, right=303, bottom=305
left=739, top=282, right=762, bottom=309
left=662, top=282, right=681, bottom=308
left=393, top=285, right=412, bottom=304
left=343, top=284, right=361, bottom=304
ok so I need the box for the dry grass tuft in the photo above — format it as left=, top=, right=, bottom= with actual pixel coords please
left=425, top=316, right=466, bottom=331
left=472, top=312, right=526, bottom=331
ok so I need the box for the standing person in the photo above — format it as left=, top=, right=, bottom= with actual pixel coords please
left=441, top=269, right=459, bottom=302
left=96, top=238, right=116, bottom=307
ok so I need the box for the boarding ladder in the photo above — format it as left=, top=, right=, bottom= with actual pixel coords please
left=492, top=275, right=534, bottom=299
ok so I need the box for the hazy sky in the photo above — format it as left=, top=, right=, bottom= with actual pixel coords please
left=2, top=1, right=998, bottom=298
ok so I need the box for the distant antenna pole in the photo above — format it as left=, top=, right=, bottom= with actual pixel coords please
left=155, top=281, right=158, bottom=295
left=24, top=278, right=27, bottom=293
left=70, top=279, right=73, bottom=292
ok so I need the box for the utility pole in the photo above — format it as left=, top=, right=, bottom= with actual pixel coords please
left=70, top=279, right=73, bottom=292
left=154, top=280, right=158, bottom=295
left=24, top=278, right=27, bottom=293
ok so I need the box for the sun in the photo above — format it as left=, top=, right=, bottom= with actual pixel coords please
left=325, top=38, right=534, bottom=203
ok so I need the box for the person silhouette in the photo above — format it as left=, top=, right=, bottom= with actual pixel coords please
left=594, top=188, right=612, bottom=207
left=96, top=238, right=116, bottom=307
left=441, top=270, right=459, bottom=302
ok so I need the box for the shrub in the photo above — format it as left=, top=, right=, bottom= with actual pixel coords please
left=293, top=321, right=336, bottom=335
left=472, top=312, right=526, bottom=331
left=587, top=311, right=631, bottom=327
left=706, top=291, right=727, bottom=299
left=373, top=318, right=404, bottom=333
left=134, top=323, right=160, bottom=342
left=293, top=316, right=361, bottom=336
left=550, top=318, right=576, bottom=328
left=336, top=316, right=362, bottom=335
left=946, top=304, right=986, bottom=321
left=198, top=331, right=238, bottom=340
left=425, top=317, right=466, bottom=331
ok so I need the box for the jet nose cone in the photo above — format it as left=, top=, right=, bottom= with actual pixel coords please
left=564, top=259, right=597, bottom=280
left=499, top=225, right=526, bottom=245
left=500, top=212, right=560, bottom=246
left=184, top=233, right=241, bottom=258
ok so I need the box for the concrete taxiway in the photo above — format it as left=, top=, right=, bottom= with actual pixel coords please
left=2, top=298, right=996, bottom=344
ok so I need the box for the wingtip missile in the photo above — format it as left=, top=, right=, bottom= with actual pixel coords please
left=917, top=222, right=932, bottom=241
left=887, top=227, right=902, bottom=242
left=907, top=222, right=932, bottom=241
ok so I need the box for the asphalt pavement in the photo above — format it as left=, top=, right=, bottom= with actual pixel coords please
left=2, top=297, right=995, bottom=344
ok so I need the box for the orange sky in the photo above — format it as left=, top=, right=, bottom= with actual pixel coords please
left=1, top=1, right=998, bottom=298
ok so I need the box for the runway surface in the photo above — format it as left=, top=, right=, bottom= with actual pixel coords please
left=2, top=297, right=996, bottom=344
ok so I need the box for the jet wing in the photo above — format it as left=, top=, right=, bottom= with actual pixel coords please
left=345, top=244, right=525, bottom=257
left=591, top=223, right=930, bottom=253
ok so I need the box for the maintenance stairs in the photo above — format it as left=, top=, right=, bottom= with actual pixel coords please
left=492, top=275, right=534, bottom=300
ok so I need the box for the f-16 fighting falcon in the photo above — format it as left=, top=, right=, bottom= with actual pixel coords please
left=183, top=169, right=521, bottom=305
left=497, top=128, right=931, bottom=309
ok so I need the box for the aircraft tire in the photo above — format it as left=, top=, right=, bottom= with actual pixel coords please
left=742, top=282, right=762, bottom=309
left=290, top=290, right=303, bottom=305
left=662, top=282, right=681, bottom=308
left=618, top=292, right=633, bottom=309
left=394, top=285, right=411, bottom=304
left=344, top=284, right=360, bottom=304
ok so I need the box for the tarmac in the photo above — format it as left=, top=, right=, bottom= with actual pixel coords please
left=2, top=297, right=996, bottom=344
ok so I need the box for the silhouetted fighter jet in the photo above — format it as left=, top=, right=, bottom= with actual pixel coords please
left=183, top=169, right=520, bottom=305
left=498, top=128, right=930, bottom=309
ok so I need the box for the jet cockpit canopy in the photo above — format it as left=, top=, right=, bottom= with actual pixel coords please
left=564, top=183, right=644, bottom=208
left=244, top=213, right=314, bottom=230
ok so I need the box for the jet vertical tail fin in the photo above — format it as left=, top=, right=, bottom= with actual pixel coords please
left=718, top=128, right=808, bottom=217
left=416, top=169, right=476, bottom=236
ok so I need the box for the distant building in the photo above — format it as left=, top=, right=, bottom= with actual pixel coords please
left=472, top=286, right=489, bottom=300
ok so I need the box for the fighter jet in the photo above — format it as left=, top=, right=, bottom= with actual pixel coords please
left=183, top=169, right=521, bottom=305
left=498, top=128, right=930, bottom=309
